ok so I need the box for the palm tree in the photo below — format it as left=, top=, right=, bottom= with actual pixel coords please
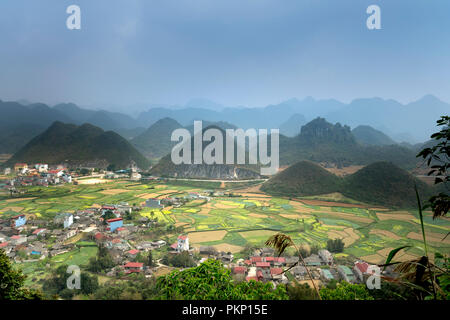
left=265, top=233, right=321, bottom=299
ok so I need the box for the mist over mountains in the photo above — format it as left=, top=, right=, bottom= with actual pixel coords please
left=0, top=94, right=447, bottom=155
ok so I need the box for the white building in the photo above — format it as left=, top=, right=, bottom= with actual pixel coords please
left=318, top=249, right=333, bottom=265
left=61, top=174, right=72, bottom=183
left=35, top=164, right=48, bottom=173
left=130, top=171, right=141, bottom=181
left=54, top=213, right=73, bottom=229
left=177, top=235, right=189, bottom=252
left=146, top=198, right=163, bottom=209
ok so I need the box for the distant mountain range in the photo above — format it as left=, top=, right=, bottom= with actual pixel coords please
left=134, top=95, right=448, bottom=142
left=261, top=161, right=434, bottom=208
left=0, top=100, right=140, bottom=153
left=0, top=94, right=446, bottom=178
left=279, top=113, right=307, bottom=137
left=149, top=124, right=261, bottom=179
left=351, top=125, right=397, bottom=146
left=131, top=118, right=183, bottom=159
left=4, top=122, right=150, bottom=169
left=130, top=118, right=239, bottom=159
left=278, top=118, right=419, bottom=169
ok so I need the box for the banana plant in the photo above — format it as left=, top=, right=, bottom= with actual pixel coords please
left=380, top=185, right=448, bottom=299
left=265, top=233, right=321, bottom=299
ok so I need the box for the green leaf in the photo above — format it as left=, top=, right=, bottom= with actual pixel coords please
left=415, top=184, right=428, bottom=256
left=383, top=246, right=411, bottom=269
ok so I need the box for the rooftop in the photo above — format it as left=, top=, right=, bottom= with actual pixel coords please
left=124, top=262, right=143, bottom=268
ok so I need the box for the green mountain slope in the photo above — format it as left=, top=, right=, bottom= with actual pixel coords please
left=352, top=125, right=396, bottom=146
left=341, top=161, right=433, bottom=208
left=260, top=161, right=342, bottom=196
left=5, top=122, right=150, bottom=169
left=131, top=117, right=183, bottom=159
left=262, top=161, right=434, bottom=208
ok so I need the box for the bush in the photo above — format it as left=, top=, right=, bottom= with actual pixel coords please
left=162, top=251, right=196, bottom=268
left=320, top=281, right=374, bottom=300
left=156, top=259, right=288, bottom=300
left=326, top=239, right=344, bottom=253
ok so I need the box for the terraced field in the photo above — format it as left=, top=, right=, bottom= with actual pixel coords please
left=1, top=179, right=449, bottom=263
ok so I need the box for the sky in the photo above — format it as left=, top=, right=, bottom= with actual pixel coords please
left=0, top=0, right=449, bottom=112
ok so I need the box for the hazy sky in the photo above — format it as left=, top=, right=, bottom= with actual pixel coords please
left=0, top=0, right=449, bottom=110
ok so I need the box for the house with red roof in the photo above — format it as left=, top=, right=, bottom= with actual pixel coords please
left=176, top=235, right=189, bottom=252
left=256, top=270, right=264, bottom=281
left=233, top=266, right=247, bottom=275
left=270, top=268, right=283, bottom=276
left=274, top=257, right=286, bottom=266
left=106, top=218, right=123, bottom=232
left=270, top=267, right=285, bottom=281
left=116, top=226, right=129, bottom=236
left=47, top=169, right=65, bottom=177
left=94, top=232, right=106, bottom=242
left=353, top=261, right=373, bottom=282
left=123, top=262, right=144, bottom=273
left=14, top=163, right=28, bottom=173
left=32, top=228, right=46, bottom=236
left=251, top=256, right=262, bottom=263
left=255, top=262, right=270, bottom=268
left=10, top=235, right=27, bottom=245
left=127, top=249, right=140, bottom=259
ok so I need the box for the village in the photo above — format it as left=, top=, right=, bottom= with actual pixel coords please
left=0, top=206, right=383, bottom=287
left=0, top=162, right=392, bottom=291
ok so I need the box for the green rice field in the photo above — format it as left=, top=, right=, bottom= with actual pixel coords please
left=1, top=178, right=449, bottom=266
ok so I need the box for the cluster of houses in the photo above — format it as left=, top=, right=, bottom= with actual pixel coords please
left=0, top=200, right=162, bottom=264
left=211, top=248, right=383, bottom=286
left=145, top=192, right=211, bottom=210
left=2, top=163, right=73, bottom=188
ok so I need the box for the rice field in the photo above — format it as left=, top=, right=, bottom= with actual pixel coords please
left=1, top=178, right=449, bottom=262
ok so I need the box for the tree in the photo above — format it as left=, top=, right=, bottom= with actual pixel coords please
left=42, top=264, right=99, bottom=299
left=80, top=273, right=99, bottom=295
left=102, top=210, right=116, bottom=224
left=156, top=259, right=288, bottom=300
left=417, top=115, right=450, bottom=218
left=319, top=281, right=374, bottom=300
left=327, top=239, right=345, bottom=253
left=286, top=283, right=318, bottom=300
left=162, top=251, right=195, bottom=268
left=265, top=233, right=321, bottom=299
left=147, top=251, right=154, bottom=267
left=88, top=244, right=114, bottom=272
left=0, top=249, right=42, bottom=300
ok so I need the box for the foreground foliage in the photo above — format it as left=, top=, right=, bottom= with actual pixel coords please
left=156, top=259, right=288, bottom=300
left=0, top=249, right=42, bottom=300
left=417, top=115, right=450, bottom=219
left=320, top=281, right=374, bottom=300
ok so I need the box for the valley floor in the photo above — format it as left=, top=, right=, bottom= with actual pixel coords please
left=1, top=178, right=449, bottom=288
